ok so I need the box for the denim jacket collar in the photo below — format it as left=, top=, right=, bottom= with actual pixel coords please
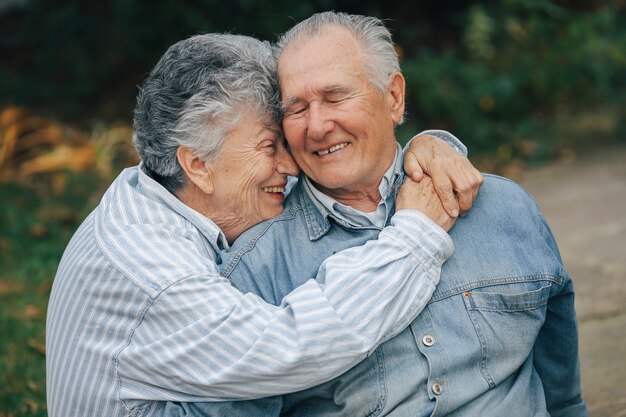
left=298, top=175, right=333, bottom=241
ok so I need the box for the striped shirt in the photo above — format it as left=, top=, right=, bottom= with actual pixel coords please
left=46, top=165, right=453, bottom=417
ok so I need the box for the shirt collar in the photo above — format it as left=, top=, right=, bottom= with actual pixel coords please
left=137, top=163, right=230, bottom=251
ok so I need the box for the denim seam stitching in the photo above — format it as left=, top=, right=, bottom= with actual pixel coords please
left=464, top=295, right=496, bottom=389
left=220, top=203, right=300, bottom=278
left=430, top=273, right=564, bottom=302
left=367, top=348, right=388, bottom=417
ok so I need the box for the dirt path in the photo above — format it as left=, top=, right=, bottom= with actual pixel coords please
left=517, top=144, right=626, bottom=417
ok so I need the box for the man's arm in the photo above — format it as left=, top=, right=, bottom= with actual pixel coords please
left=533, top=278, right=587, bottom=417
left=403, top=130, right=484, bottom=217
left=532, top=218, right=588, bottom=417
left=116, top=210, right=453, bottom=402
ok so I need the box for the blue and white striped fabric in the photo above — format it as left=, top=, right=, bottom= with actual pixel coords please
left=46, top=165, right=453, bottom=417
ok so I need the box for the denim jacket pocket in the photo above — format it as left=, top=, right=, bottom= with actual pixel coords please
left=463, top=281, right=552, bottom=388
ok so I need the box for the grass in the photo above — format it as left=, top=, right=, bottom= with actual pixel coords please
left=0, top=173, right=105, bottom=416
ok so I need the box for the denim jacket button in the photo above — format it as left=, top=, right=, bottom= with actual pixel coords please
left=422, top=334, right=435, bottom=347
left=432, top=381, right=443, bottom=395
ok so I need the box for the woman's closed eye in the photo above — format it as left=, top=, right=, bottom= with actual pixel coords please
left=259, top=140, right=277, bottom=153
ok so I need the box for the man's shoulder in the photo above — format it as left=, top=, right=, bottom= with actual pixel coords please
left=480, top=173, right=532, bottom=197
left=449, top=173, right=547, bottom=238
left=473, top=173, right=541, bottom=216
left=435, top=173, right=567, bottom=299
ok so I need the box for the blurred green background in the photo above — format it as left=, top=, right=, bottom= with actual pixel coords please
left=0, top=0, right=625, bottom=415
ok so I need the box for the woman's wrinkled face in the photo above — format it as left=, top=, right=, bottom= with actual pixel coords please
left=207, top=111, right=299, bottom=240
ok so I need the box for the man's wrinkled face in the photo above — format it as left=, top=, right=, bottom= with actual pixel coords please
left=278, top=26, right=404, bottom=197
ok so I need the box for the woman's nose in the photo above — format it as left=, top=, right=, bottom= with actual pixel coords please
left=276, top=145, right=299, bottom=176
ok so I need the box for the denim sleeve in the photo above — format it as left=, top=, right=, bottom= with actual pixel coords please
left=532, top=219, right=588, bottom=417
left=402, top=129, right=468, bottom=156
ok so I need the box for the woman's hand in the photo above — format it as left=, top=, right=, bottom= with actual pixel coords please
left=396, top=176, right=456, bottom=232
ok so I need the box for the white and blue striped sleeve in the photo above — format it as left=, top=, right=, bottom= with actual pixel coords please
left=404, top=129, right=468, bottom=156
left=117, top=209, right=453, bottom=401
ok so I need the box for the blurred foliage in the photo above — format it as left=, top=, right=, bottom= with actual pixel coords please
left=400, top=0, right=626, bottom=166
left=0, top=173, right=101, bottom=417
left=1, top=0, right=624, bottom=163
left=0, top=107, right=137, bottom=184
left=0, top=106, right=136, bottom=415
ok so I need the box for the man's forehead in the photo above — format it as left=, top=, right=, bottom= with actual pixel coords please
left=278, top=38, right=365, bottom=93
left=278, top=26, right=361, bottom=68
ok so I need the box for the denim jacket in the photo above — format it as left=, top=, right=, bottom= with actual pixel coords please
left=163, top=174, right=587, bottom=417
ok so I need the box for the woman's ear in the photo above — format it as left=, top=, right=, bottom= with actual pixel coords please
left=388, top=72, right=406, bottom=124
left=176, top=147, right=215, bottom=195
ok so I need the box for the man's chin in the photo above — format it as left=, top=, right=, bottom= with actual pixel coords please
left=309, top=175, right=353, bottom=193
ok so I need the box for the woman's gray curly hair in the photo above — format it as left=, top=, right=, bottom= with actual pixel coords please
left=132, top=33, right=281, bottom=193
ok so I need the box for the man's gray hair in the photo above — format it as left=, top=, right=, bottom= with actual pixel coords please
left=276, top=11, right=401, bottom=93
left=133, top=33, right=281, bottom=193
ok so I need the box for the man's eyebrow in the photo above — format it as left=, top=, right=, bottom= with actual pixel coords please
left=281, top=96, right=300, bottom=111
left=322, top=85, right=350, bottom=95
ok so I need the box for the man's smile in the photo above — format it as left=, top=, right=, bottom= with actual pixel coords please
left=316, top=142, right=349, bottom=156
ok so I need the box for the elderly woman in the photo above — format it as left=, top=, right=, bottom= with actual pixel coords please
left=46, top=34, right=471, bottom=417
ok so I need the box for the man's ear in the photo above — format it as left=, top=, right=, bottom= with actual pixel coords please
left=176, top=147, right=215, bottom=195
left=388, top=72, right=406, bottom=124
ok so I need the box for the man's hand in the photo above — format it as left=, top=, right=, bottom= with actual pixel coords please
left=396, top=176, right=456, bottom=232
left=404, top=134, right=483, bottom=218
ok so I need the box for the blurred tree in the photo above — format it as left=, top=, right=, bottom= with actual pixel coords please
left=1, top=0, right=624, bottom=158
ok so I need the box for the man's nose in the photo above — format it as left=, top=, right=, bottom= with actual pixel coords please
left=306, top=101, right=333, bottom=141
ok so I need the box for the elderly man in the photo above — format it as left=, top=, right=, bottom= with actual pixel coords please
left=171, top=11, right=587, bottom=417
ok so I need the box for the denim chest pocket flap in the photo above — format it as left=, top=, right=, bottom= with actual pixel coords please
left=464, top=282, right=552, bottom=312
left=462, top=281, right=553, bottom=387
